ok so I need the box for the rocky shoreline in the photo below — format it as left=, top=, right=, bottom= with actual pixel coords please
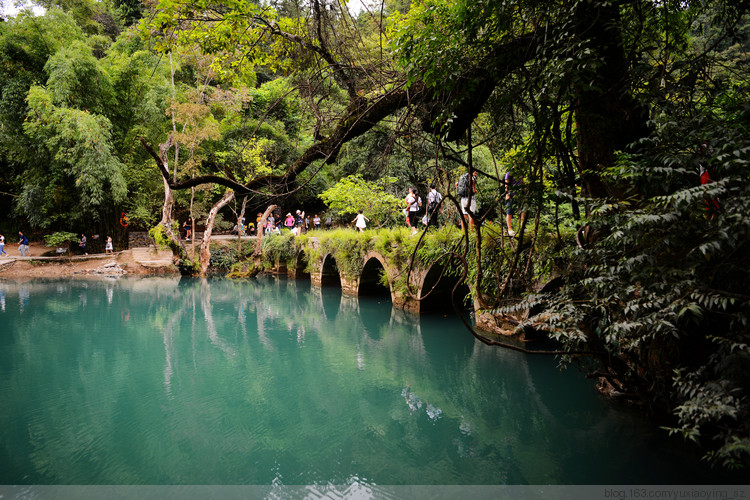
left=0, top=246, right=176, bottom=280
left=73, top=261, right=128, bottom=276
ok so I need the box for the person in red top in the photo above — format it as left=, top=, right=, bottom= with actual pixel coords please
left=699, top=143, right=720, bottom=218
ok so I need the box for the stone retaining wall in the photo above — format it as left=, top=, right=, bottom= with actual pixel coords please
left=128, top=231, right=152, bottom=249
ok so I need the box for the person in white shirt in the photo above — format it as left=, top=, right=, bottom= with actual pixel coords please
left=352, top=210, right=369, bottom=232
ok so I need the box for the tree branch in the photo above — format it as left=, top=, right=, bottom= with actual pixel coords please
left=140, top=81, right=423, bottom=196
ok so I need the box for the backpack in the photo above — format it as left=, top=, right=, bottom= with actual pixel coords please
left=428, top=190, right=441, bottom=211
left=457, top=173, right=470, bottom=197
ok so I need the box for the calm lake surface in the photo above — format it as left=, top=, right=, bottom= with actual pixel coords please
left=0, top=277, right=739, bottom=486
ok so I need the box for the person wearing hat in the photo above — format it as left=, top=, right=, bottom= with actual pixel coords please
left=284, top=213, right=295, bottom=230
left=295, top=210, right=305, bottom=233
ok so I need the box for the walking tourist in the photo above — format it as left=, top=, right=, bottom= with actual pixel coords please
left=405, top=187, right=421, bottom=235
left=427, top=184, right=442, bottom=228
left=313, top=214, right=321, bottom=230
left=18, top=231, right=30, bottom=256
left=79, top=234, right=87, bottom=255
left=352, top=210, right=369, bottom=232
left=183, top=218, right=192, bottom=240
left=0, top=233, right=7, bottom=256
left=456, top=171, right=478, bottom=230
left=105, top=236, right=114, bottom=255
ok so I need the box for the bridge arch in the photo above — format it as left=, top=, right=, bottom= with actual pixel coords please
left=290, top=249, right=310, bottom=280
left=319, top=254, right=342, bottom=288
left=275, top=258, right=288, bottom=275
left=358, top=253, right=391, bottom=301
left=419, top=262, right=471, bottom=314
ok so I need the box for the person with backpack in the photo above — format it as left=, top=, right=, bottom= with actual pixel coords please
left=405, top=187, right=422, bottom=235
left=456, top=171, right=477, bottom=230
left=18, top=231, right=30, bottom=257
left=426, top=184, right=442, bottom=228
left=295, top=210, right=305, bottom=233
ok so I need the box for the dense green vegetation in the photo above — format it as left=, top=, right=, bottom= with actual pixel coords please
left=1, top=0, right=748, bottom=468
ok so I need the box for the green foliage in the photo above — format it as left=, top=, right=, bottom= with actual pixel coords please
left=226, top=260, right=259, bottom=278
left=44, top=40, right=114, bottom=114
left=261, top=232, right=297, bottom=269
left=520, top=106, right=750, bottom=467
left=43, top=230, right=79, bottom=261
left=148, top=223, right=175, bottom=251
left=122, top=189, right=160, bottom=230
left=316, top=229, right=375, bottom=278
left=140, top=0, right=284, bottom=79
left=208, top=243, right=240, bottom=271
left=318, top=174, right=402, bottom=226
left=22, top=85, right=127, bottom=227
left=43, top=231, right=78, bottom=247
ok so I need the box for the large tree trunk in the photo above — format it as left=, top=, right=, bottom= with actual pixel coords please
left=573, top=1, right=648, bottom=201
left=253, top=205, right=277, bottom=269
left=199, top=189, right=235, bottom=276
left=237, top=196, right=248, bottom=254
left=157, top=133, right=176, bottom=226
left=150, top=135, right=193, bottom=267
left=160, top=176, right=174, bottom=226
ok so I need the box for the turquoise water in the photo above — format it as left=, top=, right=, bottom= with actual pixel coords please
left=0, top=277, right=738, bottom=485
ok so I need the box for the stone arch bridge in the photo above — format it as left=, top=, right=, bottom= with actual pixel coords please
left=269, top=240, right=471, bottom=315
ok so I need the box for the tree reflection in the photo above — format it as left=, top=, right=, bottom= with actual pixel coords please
left=0, top=277, right=723, bottom=485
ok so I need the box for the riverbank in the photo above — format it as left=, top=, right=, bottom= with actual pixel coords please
left=0, top=242, right=177, bottom=280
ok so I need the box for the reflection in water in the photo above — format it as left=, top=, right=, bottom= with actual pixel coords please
left=0, top=277, right=741, bottom=486
left=18, top=284, right=29, bottom=313
left=320, top=285, right=341, bottom=322
left=358, top=298, right=390, bottom=341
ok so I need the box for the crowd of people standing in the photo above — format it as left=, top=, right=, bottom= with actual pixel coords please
left=255, top=209, right=332, bottom=236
